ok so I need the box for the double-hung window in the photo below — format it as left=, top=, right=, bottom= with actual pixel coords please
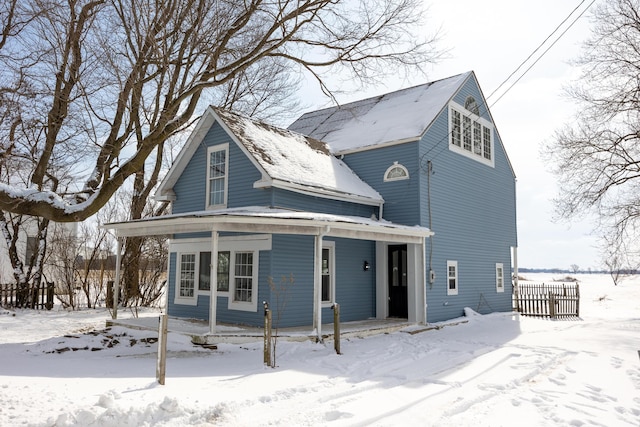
left=496, top=263, right=505, bottom=293
left=447, top=260, right=458, bottom=296
left=321, top=241, right=335, bottom=305
left=207, top=144, right=228, bottom=209
left=179, top=254, right=196, bottom=299
left=198, top=251, right=230, bottom=292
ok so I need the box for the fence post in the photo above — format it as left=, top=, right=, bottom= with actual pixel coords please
left=332, top=303, right=341, bottom=355
left=46, top=282, right=54, bottom=310
left=575, top=283, right=580, bottom=317
left=549, top=292, right=556, bottom=319
left=263, top=301, right=272, bottom=366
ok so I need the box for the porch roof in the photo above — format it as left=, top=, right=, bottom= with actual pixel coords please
left=103, top=206, right=433, bottom=244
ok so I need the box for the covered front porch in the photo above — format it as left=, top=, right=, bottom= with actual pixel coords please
left=104, top=206, right=433, bottom=342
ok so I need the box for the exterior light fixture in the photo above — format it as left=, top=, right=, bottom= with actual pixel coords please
left=363, top=260, right=370, bottom=271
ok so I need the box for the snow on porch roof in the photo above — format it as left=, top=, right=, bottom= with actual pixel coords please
left=103, top=206, right=433, bottom=244
left=288, top=72, right=471, bottom=153
left=213, top=108, right=383, bottom=204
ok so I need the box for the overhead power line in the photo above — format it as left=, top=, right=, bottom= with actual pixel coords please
left=487, top=0, right=597, bottom=107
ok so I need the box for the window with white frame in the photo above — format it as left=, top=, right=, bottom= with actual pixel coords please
left=206, top=144, right=228, bottom=209
left=384, top=161, right=409, bottom=182
left=179, top=253, right=196, bottom=298
left=198, top=251, right=230, bottom=292
left=233, top=252, right=253, bottom=303
left=321, top=241, right=335, bottom=305
left=449, top=101, right=494, bottom=166
left=496, top=263, right=505, bottom=293
left=171, top=236, right=270, bottom=311
left=447, top=260, right=458, bottom=296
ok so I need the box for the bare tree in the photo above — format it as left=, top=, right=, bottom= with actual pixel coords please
left=542, top=0, right=640, bottom=268
left=0, top=0, right=440, bottom=223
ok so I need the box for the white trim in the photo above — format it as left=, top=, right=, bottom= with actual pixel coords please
left=448, top=101, right=495, bottom=168
left=206, top=143, right=229, bottom=209
left=447, top=260, right=458, bottom=296
left=375, top=241, right=388, bottom=319
left=332, top=137, right=420, bottom=156
left=496, top=263, right=505, bottom=293
left=321, top=240, right=336, bottom=307
left=228, top=251, right=259, bottom=312
left=383, top=161, right=410, bottom=182
left=105, top=208, right=433, bottom=243
left=156, top=108, right=217, bottom=200
left=254, top=179, right=384, bottom=206
left=175, top=252, right=198, bottom=306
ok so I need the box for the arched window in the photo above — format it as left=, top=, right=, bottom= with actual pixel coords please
left=384, top=161, right=409, bottom=182
left=465, top=96, right=480, bottom=115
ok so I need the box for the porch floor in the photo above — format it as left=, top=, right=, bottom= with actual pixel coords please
left=106, top=315, right=413, bottom=345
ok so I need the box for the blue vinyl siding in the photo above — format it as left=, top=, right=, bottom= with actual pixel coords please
left=167, top=235, right=376, bottom=327
left=342, top=141, right=421, bottom=226
left=166, top=73, right=518, bottom=327
left=331, top=238, right=376, bottom=322
left=267, top=235, right=376, bottom=327
left=271, top=188, right=377, bottom=218
left=418, top=75, right=517, bottom=322
left=172, top=122, right=269, bottom=214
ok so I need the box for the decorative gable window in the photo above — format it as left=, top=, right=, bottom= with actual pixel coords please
left=384, top=162, right=409, bottom=182
left=206, top=144, right=228, bottom=209
left=449, top=101, right=494, bottom=167
left=465, top=96, right=480, bottom=115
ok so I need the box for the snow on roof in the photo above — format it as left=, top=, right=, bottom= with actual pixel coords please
left=105, top=206, right=432, bottom=240
left=213, top=108, right=383, bottom=203
left=288, top=72, right=471, bottom=153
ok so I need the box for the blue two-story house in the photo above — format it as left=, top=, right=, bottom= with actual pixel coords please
left=106, top=71, right=518, bottom=338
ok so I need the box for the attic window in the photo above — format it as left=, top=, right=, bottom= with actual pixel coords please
left=384, top=162, right=409, bottom=182
left=449, top=102, right=494, bottom=167
left=465, top=96, right=480, bottom=115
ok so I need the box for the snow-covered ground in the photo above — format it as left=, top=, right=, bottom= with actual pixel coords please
left=1, top=273, right=638, bottom=426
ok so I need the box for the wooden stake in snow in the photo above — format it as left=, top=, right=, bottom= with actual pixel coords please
left=332, top=303, right=341, bottom=355
left=156, top=314, right=168, bottom=385
left=263, top=301, right=272, bottom=366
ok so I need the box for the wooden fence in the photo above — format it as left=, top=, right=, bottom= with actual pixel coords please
left=0, top=282, right=54, bottom=310
left=513, top=282, right=580, bottom=319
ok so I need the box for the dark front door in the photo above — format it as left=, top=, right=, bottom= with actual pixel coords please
left=388, top=244, right=408, bottom=318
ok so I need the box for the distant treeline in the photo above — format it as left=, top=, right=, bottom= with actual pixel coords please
left=519, top=267, right=639, bottom=274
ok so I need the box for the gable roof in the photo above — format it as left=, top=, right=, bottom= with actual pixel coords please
left=156, top=106, right=383, bottom=205
left=288, top=72, right=472, bottom=154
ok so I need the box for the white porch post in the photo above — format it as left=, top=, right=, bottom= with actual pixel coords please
left=313, top=227, right=328, bottom=341
left=513, top=246, right=519, bottom=287
left=209, top=228, right=219, bottom=334
left=421, top=238, right=427, bottom=324
left=112, top=237, right=122, bottom=319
